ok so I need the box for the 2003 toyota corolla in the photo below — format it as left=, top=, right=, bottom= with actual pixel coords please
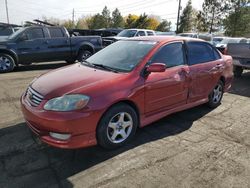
left=21, top=36, right=233, bottom=149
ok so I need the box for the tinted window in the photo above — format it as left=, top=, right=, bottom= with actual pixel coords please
left=147, top=31, right=154, bottom=36
left=150, top=42, right=184, bottom=68
left=136, top=31, right=146, bottom=36
left=25, top=28, right=44, bottom=40
left=0, top=27, right=13, bottom=36
left=187, top=42, right=219, bottom=65
left=49, top=28, right=64, bottom=38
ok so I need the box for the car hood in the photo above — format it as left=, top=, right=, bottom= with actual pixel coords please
left=31, top=63, right=125, bottom=99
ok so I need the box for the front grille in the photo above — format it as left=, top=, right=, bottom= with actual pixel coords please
left=25, top=87, right=44, bottom=107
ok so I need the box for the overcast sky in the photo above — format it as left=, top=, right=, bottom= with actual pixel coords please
left=0, top=0, right=203, bottom=28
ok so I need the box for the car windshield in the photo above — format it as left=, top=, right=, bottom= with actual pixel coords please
left=117, top=30, right=137, bottom=37
left=86, top=40, right=157, bottom=72
left=8, top=27, right=25, bottom=39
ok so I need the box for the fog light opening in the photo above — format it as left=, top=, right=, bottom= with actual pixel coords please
left=49, top=132, right=71, bottom=140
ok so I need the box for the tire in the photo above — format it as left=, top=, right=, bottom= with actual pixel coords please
left=0, top=53, right=15, bottom=73
left=97, top=103, right=138, bottom=150
left=207, top=80, right=224, bottom=108
left=233, top=66, right=243, bottom=78
left=77, top=49, right=93, bottom=62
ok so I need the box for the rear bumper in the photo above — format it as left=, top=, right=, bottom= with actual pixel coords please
left=21, top=94, right=101, bottom=149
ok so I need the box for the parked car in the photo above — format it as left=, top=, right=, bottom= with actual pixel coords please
left=216, top=37, right=247, bottom=54
left=21, top=36, right=233, bottom=149
left=0, top=26, right=103, bottom=73
left=102, top=29, right=156, bottom=46
left=155, top=31, right=176, bottom=36
left=227, top=42, right=250, bottom=77
left=212, top=36, right=227, bottom=46
left=0, top=22, right=21, bottom=38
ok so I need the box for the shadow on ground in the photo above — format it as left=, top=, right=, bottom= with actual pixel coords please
left=0, top=105, right=213, bottom=188
left=229, top=71, right=250, bottom=98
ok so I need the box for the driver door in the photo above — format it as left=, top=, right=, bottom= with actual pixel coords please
left=16, top=28, right=47, bottom=63
left=144, top=42, right=189, bottom=114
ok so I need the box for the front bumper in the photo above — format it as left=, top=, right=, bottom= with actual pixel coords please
left=21, top=94, right=101, bottom=149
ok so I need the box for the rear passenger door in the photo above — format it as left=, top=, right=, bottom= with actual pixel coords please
left=186, top=41, right=223, bottom=103
left=46, top=27, right=71, bottom=61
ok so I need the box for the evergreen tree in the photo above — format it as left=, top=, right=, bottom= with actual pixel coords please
left=178, top=0, right=194, bottom=33
left=102, top=6, right=111, bottom=28
left=224, top=1, right=250, bottom=37
left=202, top=0, right=226, bottom=33
left=156, top=20, right=172, bottom=32
left=111, top=8, right=125, bottom=28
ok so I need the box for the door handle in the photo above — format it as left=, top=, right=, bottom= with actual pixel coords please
left=43, top=40, right=49, bottom=44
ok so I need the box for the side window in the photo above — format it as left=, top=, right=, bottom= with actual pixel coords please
left=147, top=31, right=154, bottom=36
left=136, top=31, right=146, bottom=36
left=48, top=28, right=64, bottom=38
left=150, top=42, right=184, bottom=68
left=25, top=28, right=44, bottom=40
left=186, top=42, right=219, bottom=65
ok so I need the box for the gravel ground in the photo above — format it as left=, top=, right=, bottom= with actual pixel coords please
left=0, top=62, right=249, bottom=188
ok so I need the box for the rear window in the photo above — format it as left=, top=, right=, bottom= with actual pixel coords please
left=187, top=42, right=220, bottom=65
left=147, top=31, right=154, bottom=36
left=48, top=28, right=64, bottom=38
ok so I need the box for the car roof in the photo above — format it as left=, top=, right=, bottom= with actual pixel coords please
left=125, top=28, right=154, bottom=32
left=125, top=36, right=204, bottom=43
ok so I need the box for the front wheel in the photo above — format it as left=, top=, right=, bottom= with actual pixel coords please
left=97, top=104, right=138, bottom=150
left=207, top=80, right=224, bottom=108
left=0, top=53, right=15, bottom=73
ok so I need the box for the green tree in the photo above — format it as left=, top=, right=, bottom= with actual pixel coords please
left=102, top=6, right=111, bottom=28
left=88, top=14, right=106, bottom=29
left=224, top=3, right=250, bottom=37
left=134, top=13, right=149, bottom=29
left=178, top=0, right=194, bottom=33
left=111, top=8, right=125, bottom=28
left=195, top=11, right=209, bottom=32
left=202, top=0, right=226, bottom=33
left=156, top=20, right=172, bottom=31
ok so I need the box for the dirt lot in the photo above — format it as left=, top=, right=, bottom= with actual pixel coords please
left=0, top=62, right=250, bottom=188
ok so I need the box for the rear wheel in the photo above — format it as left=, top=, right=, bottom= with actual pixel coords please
left=207, top=80, right=224, bottom=108
left=97, top=104, right=138, bottom=150
left=0, top=53, right=15, bottom=73
left=233, top=66, right=243, bottom=78
left=77, top=50, right=93, bottom=62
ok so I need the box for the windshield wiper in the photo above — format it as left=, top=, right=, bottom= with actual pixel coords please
left=81, top=60, right=94, bottom=67
left=92, top=63, right=119, bottom=73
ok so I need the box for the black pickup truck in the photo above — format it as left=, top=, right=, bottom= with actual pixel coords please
left=0, top=26, right=102, bottom=73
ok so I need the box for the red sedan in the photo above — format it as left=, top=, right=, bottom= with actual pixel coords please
left=21, top=36, right=233, bottom=149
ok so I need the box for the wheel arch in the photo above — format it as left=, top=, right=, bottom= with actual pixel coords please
left=97, top=99, right=141, bottom=131
left=0, top=49, right=18, bottom=66
left=78, top=42, right=95, bottom=55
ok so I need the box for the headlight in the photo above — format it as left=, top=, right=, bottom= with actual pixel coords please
left=44, top=94, right=90, bottom=111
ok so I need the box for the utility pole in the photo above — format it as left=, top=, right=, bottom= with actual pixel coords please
left=72, top=8, right=75, bottom=28
left=5, top=0, right=10, bottom=24
left=176, top=0, right=181, bottom=33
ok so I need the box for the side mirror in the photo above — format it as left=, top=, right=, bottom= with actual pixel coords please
left=146, top=63, right=166, bottom=73
left=18, top=33, right=28, bottom=42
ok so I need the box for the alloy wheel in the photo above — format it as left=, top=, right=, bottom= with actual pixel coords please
left=107, top=112, right=133, bottom=144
